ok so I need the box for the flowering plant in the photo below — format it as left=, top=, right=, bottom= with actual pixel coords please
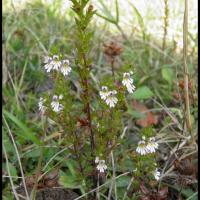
left=37, top=0, right=160, bottom=197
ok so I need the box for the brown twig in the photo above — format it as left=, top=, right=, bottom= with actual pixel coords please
left=82, top=53, right=95, bottom=159
left=183, top=0, right=193, bottom=139
left=73, top=130, right=85, bottom=177
left=111, top=59, right=116, bottom=81
left=162, top=0, right=169, bottom=50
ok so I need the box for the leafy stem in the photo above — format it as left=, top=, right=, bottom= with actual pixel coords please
left=71, top=0, right=96, bottom=189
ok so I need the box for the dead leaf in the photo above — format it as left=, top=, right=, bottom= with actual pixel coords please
left=172, top=91, right=181, bottom=101
left=140, top=182, right=150, bottom=195
left=174, top=157, right=197, bottom=176
left=132, top=100, right=158, bottom=127
left=24, top=169, right=59, bottom=189
left=44, top=169, right=59, bottom=180
left=76, top=117, right=89, bottom=127
left=44, top=169, right=59, bottom=187
left=178, top=79, right=192, bottom=90
left=103, top=41, right=123, bottom=59
left=140, top=182, right=168, bottom=200
left=140, top=196, right=151, bottom=200
left=156, top=186, right=168, bottom=200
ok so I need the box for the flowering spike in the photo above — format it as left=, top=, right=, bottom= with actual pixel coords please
left=122, top=71, right=136, bottom=93
left=51, top=95, right=64, bottom=112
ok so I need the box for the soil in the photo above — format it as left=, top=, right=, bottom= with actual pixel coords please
left=16, top=187, right=79, bottom=200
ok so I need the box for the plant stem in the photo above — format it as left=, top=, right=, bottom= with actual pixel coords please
left=162, top=0, right=169, bottom=51
left=82, top=54, right=95, bottom=159
left=31, top=117, right=47, bottom=200
left=183, top=0, right=193, bottom=138
left=111, top=59, right=116, bottom=81
left=73, top=130, right=85, bottom=177
left=71, top=0, right=96, bottom=191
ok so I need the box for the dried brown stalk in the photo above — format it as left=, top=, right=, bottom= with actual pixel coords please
left=183, top=0, right=192, bottom=137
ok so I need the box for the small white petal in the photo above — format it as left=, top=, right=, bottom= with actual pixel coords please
left=122, top=72, right=136, bottom=93
left=44, top=63, right=53, bottom=73
left=105, top=91, right=118, bottom=108
left=95, top=157, right=99, bottom=164
left=96, top=160, right=107, bottom=173
left=43, top=56, right=52, bottom=63
left=38, top=97, right=47, bottom=114
left=126, top=83, right=136, bottom=93
left=146, top=137, right=159, bottom=153
left=59, top=94, right=63, bottom=100
left=53, top=95, right=58, bottom=100
left=153, top=168, right=160, bottom=180
left=51, top=55, right=62, bottom=70
left=136, top=140, right=149, bottom=155
left=102, top=86, right=108, bottom=90
left=53, top=55, right=59, bottom=59
left=60, top=59, right=71, bottom=76
left=99, top=86, right=109, bottom=100
left=51, top=95, right=64, bottom=112
left=100, top=91, right=109, bottom=100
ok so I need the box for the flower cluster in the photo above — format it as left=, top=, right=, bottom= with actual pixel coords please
left=51, top=95, right=64, bottom=112
left=43, top=55, right=71, bottom=76
left=136, top=136, right=158, bottom=155
left=99, top=86, right=109, bottom=100
left=153, top=168, right=161, bottom=180
left=99, top=86, right=118, bottom=108
left=38, top=97, right=47, bottom=115
left=95, top=157, right=107, bottom=173
left=122, top=71, right=136, bottom=93
left=38, top=94, right=64, bottom=114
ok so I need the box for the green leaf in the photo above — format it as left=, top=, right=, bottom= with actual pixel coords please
left=186, top=192, right=198, bottom=200
left=3, top=130, right=15, bottom=154
left=59, top=174, right=81, bottom=189
left=24, top=148, right=41, bottom=158
left=127, top=109, right=146, bottom=119
left=181, top=188, right=197, bottom=199
left=3, top=109, right=41, bottom=145
left=7, top=162, right=17, bottom=177
left=168, top=185, right=197, bottom=200
left=65, top=159, right=78, bottom=177
left=161, top=67, right=174, bottom=85
left=132, top=86, right=154, bottom=100
left=116, top=176, right=131, bottom=187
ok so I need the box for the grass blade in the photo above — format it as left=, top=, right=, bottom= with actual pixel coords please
left=3, top=109, right=41, bottom=145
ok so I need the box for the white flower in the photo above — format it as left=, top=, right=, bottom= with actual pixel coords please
left=126, top=83, right=136, bottom=93
left=51, top=55, right=62, bottom=71
left=142, top=136, right=146, bottom=140
left=136, top=140, right=148, bottom=155
left=59, top=94, right=63, bottom=100
left=51, top=95, right=64, bottom=112
left=43, top=56, right=51, bottom=63
left=96, top=158, right=107, bottom=173
left=99, top=87, right=118, bottom=108
left=105, top=90, right=118, bottom=108
left=60, top=59, right=71, bottom=76
left=99, top=86, right=109, bottom=100
left=44, top=56, right=53, bottom=73
left=38, top=97, right=47, bottom=114
left=122, top=71, right=136, bottom=93
left=146, top=137, right=159, bottom=153
left=95, top=156, right=100, bottom=164
left=153, top=168, right=160, bottom=180
left=122, top=71, right=133, bottom=85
